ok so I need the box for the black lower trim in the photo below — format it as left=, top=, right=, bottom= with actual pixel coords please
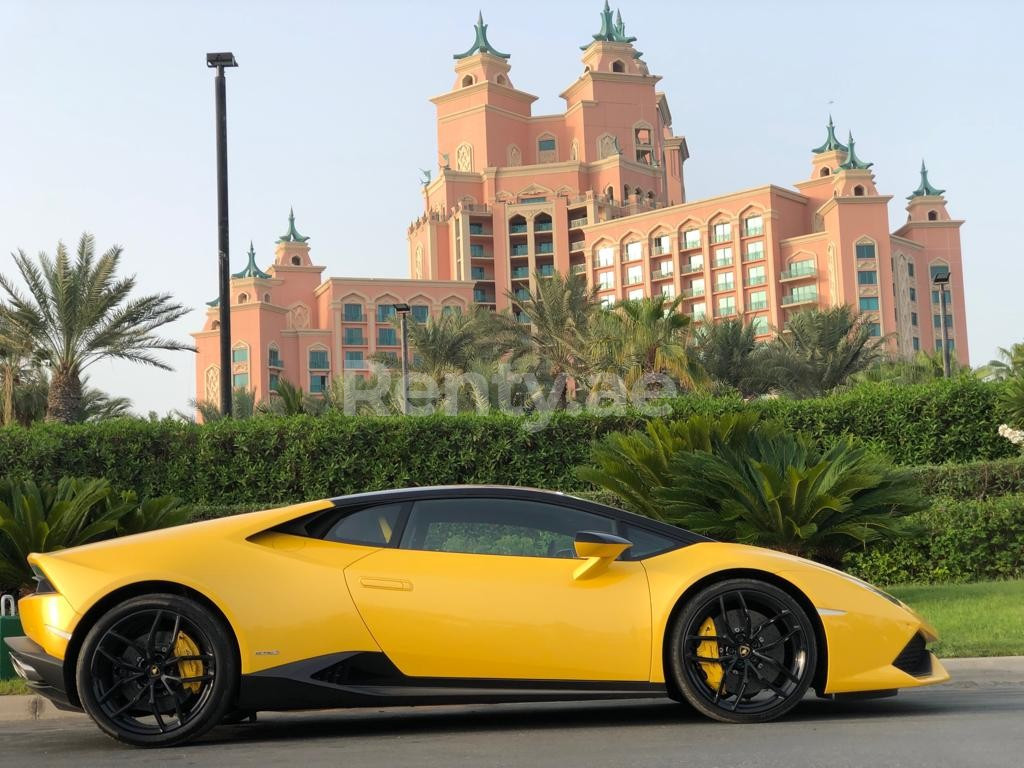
left=3, top=636, right=79, bottom=711
left=893, top=633, right=932, bottom=678
left=822, top=689, right=899, bottom=701
left=237, top=651, right=667, bottom=712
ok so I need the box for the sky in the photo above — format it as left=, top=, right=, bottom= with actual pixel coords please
left=2, top=0, right=1022, bottom=415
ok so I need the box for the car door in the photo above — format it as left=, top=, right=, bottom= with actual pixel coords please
left=344, top=496, right=652, bottom=682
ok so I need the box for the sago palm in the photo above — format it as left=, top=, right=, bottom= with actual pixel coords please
left=0, top=234, right=192, bottom=423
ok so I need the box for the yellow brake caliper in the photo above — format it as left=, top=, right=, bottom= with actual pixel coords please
left=173, top=633, right=204, bottom=694
left=697, top=617, right=723, bottom=689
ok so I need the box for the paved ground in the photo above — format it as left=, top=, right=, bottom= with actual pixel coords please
left=5, top=682, right=1024, bottom=768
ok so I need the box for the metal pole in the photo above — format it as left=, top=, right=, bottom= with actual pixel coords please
left=938, top=283, right=951, bottom=378
left=214, top=63, right=232, bottom=416
left=400, top=312, right=410, bottom=415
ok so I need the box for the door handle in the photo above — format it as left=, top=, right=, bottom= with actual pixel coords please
left=359, top=577, right=413, bottom=591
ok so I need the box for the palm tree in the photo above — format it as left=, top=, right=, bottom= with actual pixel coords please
left=0, top=234, right=192, bottom=423
left=754, top=306, right=888, bottom=397
left=0, top=321, right=40, bottom=426
left=978, top=343, right=1024, bottom=381
left=692, top=317, right=763, bottom=397
left=589, top=294, right=704, bottom=391
left=852, top=350, right=964, bottom=387
left=503, top=271, right=597, bottom=406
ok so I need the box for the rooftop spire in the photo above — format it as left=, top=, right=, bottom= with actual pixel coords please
left=276, top=207, right=310, bottom=244
left=453, top=12, right=510, bottom=60
left=812, top=114, right=848, bottom=154
left=582, top=2, right=637, bottom=49
left=232, top=241, right=271, bottom=279
left=908, top=159, right=946, bottom=199
left=838, top=132, right=873, bottom=170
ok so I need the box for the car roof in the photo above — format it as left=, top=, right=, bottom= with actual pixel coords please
left=328, top=485, right=711, bottom=545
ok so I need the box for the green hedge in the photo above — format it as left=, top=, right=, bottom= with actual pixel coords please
left=845, top=495, right=1024, bottom=585
left=0, top=378, right=1011, bottom=506
left=909, top=457, right=1024, bottom=501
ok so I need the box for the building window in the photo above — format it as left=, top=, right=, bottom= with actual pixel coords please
left=912, top=337, right=920, bottom=351
left=634, top=127, right=653, bottom=165
left=343, top=303, right=364, bottom=321
left=908, top=262, right=915, bottom=277
left=344, top=327, right=364, bottom=345
left=653, top=235, right=671, bottom=255
left=857, top=270, right=878, bottom=285
left=751, top=315, right=769, bottom=335
left=538, top=138, right=556, bottom=152
left=597, top=246, right=615, bottom=267
left=911, top=312, right=918, bottom=326
left=929, top=264, right=949, bottom=280
left=308, top=349, right=329, bottom=370
left=611, top=60, right=625, bottom=73
left=411, top=305, right=429, bottom=323
left=310, top=374, right=328, bottom=393
left=933, top=314, right=954, bottom=329
left=935, top=339, right=956, bottom=352
left=748, top=290, right=767, bottom=310
left=688, top=255, right=704, bottom=272
left=712, top=222, right=731, bottom=243
left=598, top=270, right=615, bottom=290
left=717, top=296, right=736, bottom=316
left=713, top=248, right=733, bottom=268
left=819, top=167, right=830, bottom=177
left=661, top=284, right=676, bottom=298
left=928, top=210, right=938, bottom=221
left=744, top=242, right=765, bottom=261
left=520, top=196, right=547, bottom=204
left=867, top=323, right=881, bottom=337
left=909, top=287, right=917, bottom=301
left=377, top=304, right=397, bottom=322
left=853, top=185, right=865, bottom=196
left=269, top=373, right=279, bottom=391
left=461, top=74, right=474, bottom=87
left=291, top=255, right=302, bottom=266
left=746, top=265, right=766, bottom=286
left=626, top=265, right=643, bottom=285
left=232, top=373, right=249, bottom=389
left=231, top=346, right=248, bottom=363
left=237, top=293, right=249, bottom=304
left=691, top=301, right=707, bottom=320
left=931, top=289, right=952, bottom=304
left=715, top=274, right=735, bottom=292
left=628, top=288, right=644, bottom=301
left=744, top=215, right=764, bottom=236
left=859, top=297, right=879, bottom=311
left=442, top=305, right=461, bottom=317
left=268, top=346, right=282, bottom=367
left=625, top=241, right=643, bottom=261
left=856, top=243, right=876, bottom=260
left=537, top=136, right=556, bottom=163
left=378, top=327, right=398, bottom=346
left=345, top=350, right=365, bottom=369
left=683, top=229, right=701, bottom=249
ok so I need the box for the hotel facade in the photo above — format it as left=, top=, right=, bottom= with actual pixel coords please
left=194, top=5, right=969, bottom=405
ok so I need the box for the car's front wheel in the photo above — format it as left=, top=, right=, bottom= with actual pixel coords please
left=668, top=578, right=817, bottom=723
left=76, top=593, right=237, bottom=747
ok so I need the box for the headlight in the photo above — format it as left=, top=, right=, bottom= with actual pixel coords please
left=31, top=565, right=56, bottom=595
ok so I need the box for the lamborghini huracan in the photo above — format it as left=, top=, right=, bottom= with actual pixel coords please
left=5, top=485, right=948, bottom=747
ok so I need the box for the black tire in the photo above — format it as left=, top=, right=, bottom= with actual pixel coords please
left=76, top=593, right=238, bottom=747
left=668, top=578, right=817, bottom=723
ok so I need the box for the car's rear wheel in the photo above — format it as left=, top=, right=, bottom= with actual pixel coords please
left=668, top=578, right=817, bottom=723
left=76, top=593, right=237, bottom=747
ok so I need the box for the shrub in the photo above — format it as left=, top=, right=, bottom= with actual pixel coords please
left=910, top=457, right=1024, bottom=501
left=845, top=494, right=1024, bottom=584
left=578, top=413, right=926, bottom=566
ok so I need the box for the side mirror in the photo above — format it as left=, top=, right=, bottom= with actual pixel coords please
left=572, top=531, right=632, bottom=580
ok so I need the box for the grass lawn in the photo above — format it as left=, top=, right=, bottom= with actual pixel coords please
left=889, top=580, right=1024, bottom=658
left=0, top=678, right=28, bottom=695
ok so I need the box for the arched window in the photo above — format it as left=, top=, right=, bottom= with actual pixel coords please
left=853, top=185, right=865, bottom=197
left=237, top=292, right=248, bottom=304
left=605, top=185, right=615, bottom=201
left=291, top=255, right=301, bottom=265
left=456, top=142, right=473, bottom=172
left=211, top=321, right=220, bottom=330
left=634, top=124, right=653, bottom=165
left=537, top=134, right=556, bottom=163
left=623, top=184, right=631, bottom=201
left=611, top=60, right=625, bottom=73
left=268, top=343, right=282, bottom=368
left=927, top=210, right=938, bottom=221
left=819, top=167, right=830, bottom=177
left=496, top=74, right=507, bottom=85
left=263, top=292, right=271, bottom=303
left=647, top=191, right=656, bottom=202
left=461, top=74, right=474, bottom=87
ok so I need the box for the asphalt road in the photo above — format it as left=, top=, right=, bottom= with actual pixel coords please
left=6, top=683, right=1024, bottom=768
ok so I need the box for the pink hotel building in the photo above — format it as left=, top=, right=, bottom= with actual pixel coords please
left=194, top=5, right=968, bottom=404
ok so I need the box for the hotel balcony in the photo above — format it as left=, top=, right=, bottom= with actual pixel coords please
left=681, top=262, right=705, bottom=275
left=682, top=239, right=701, bottom=251
left=511, top=245, right=529, bottom=256
left=571, top=264, right=586, bottom=275
left=569, top=217, right=588, bottom=228
left=747, top=301, right=768, bottom=311
left=469, top=223, right=491, bottom=236
left=744, top=275, right=767, bottom=287
left=713, top=256, right=734, bottom=269
left=569, top=240, right=585, bottom=253
left=537, top=242, right=554, bottom=255
left=743, top=250, right=765, bottom=262
left=682, top=286, right=705, bottom=298
left=651, top=268, right=674, bottom=280
left=509, top=223, right=528, bottom=234
left=780, top=266, right=817, bottom=282
left=652, top=245, right=671, bottom=256
left=714, top=282, right=735, bottom=293
left=470, top=245, right=489, bottom=259
left=626, top=275, right=644, bottom=286
left=712, top=233, right=732, bottom=244
left=473, top=290, right=495, bottom=303
left=511, top=267, right=530, bottom=279
left=513, top=289, right=531, bottom=302
left=538, top=265, right=555, bottom=277
left=782, top=290, right=819, bottom=306
left=690, top=311, right=707, bottom=321
left=744, top=226, right=765, bottom=237
left=534, top=221, right=553, bottom=232
left=715, top=306, right=738, bottom=318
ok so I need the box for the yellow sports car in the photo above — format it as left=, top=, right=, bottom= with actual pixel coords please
left=5, top=486, right=948, bottom=747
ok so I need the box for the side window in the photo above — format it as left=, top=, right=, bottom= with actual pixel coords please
left=400, top=498, right=615, bottom=558
left=622, top=525, right=679, bottom=560
left=324, top=504, right=403, bottom=547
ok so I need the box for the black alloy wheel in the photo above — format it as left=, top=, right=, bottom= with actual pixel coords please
left=669, top=578, right=817, bottom=723
left=76, top=593, right=237, bottom=747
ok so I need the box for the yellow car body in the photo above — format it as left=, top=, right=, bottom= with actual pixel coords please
left=6, top=486, right=948, bottom=743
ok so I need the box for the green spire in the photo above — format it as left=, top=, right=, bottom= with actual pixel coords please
left=812, top=114, right=848, bottom=154
left=908, top=159, right=946, bottom=199
left=582, top=2, right=637, bottom=49
left=838, top=132, right=873, bottom=170
left=205, top=297, right=219, bottom=308
left=232, top=241, right=271, bottom=279
left=276, top=207, right=310, bottom=244
left=454, top=12, right=510, bottom=60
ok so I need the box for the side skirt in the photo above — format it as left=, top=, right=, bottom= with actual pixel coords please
left=237, top=651, right=667, bottom=712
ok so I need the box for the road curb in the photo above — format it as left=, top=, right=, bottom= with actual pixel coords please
left=2, top=656, right=1023, bottom=723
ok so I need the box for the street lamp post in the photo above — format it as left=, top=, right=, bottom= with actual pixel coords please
left=393, top=303, right=411, bottom=414
left=933, top=270, right=952, bottom=378
left=206, top=52, right=238, bottom=416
